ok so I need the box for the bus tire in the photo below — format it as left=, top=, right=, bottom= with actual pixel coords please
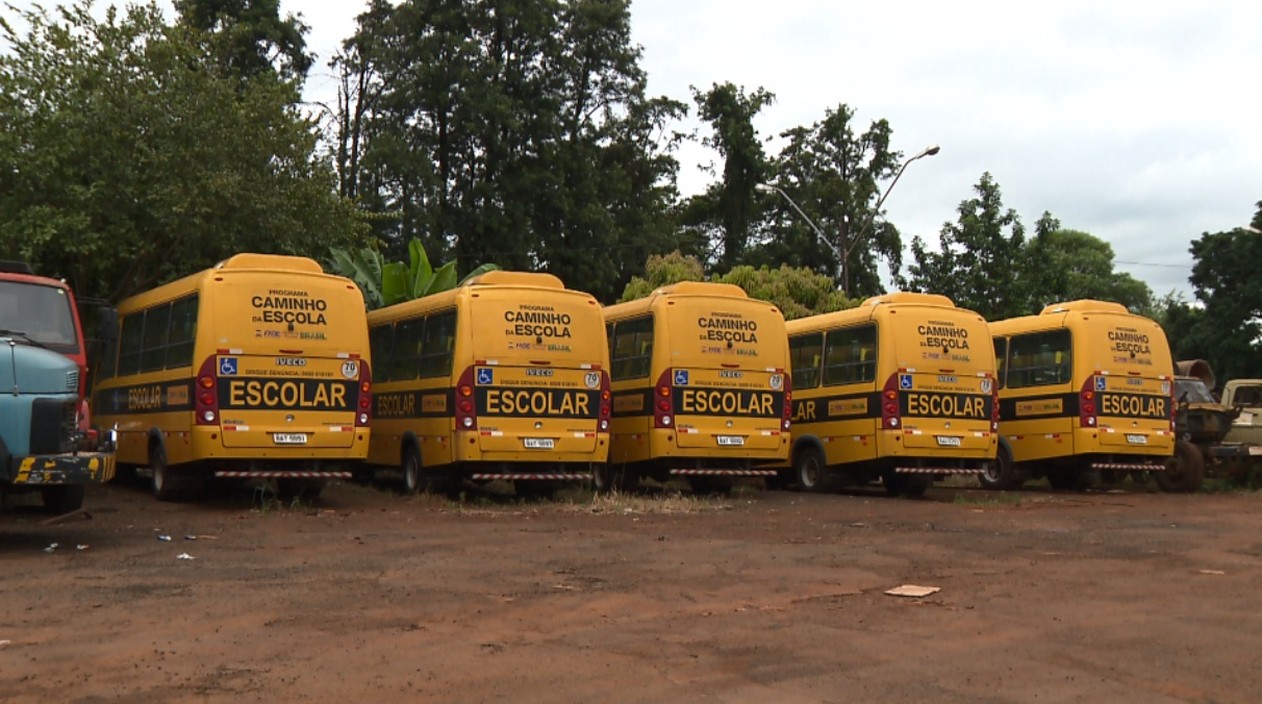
left=150, top=442, right=181, bottom=502
left=41, top=484, right=85, bottom=515
left=1156, top=440, right=1205, bottom=493
left=980, top=446, right=1017, bottom=490
left=794, top=447, right=827, bottom=492
left=402, top=446, right=422, bottom=495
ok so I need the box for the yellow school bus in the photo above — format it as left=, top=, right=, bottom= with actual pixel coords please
left=784, top=292, right=997, bottom=497
left=988, top=300, right=1183, bottom=490
left=91, top=254, right=372, bottom=501
left=365, top=271, right=610, bottom=497
left=600, top=282, right=791, bottom=493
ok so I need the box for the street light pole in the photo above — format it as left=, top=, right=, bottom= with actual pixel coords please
left=755, top=183, right=842, bottom=281
left=843, top=144, right=940, bottom=296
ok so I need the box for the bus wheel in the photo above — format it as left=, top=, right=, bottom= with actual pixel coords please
left=1156, top=440, right=1205, bottom=493
left=795, top=447, right=827, bottom=492
left=150, top=444, right=182, bottom=502
left=979, top=446, right=1017, bottom=490
left=402, top=447, right=422, bottom=495
left=41, top=484, right=85, bottom=515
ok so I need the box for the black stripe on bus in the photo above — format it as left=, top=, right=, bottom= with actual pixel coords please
left=218, top=377, right=357, bottom=412
left=374, top=389, right=455, bottom=419
left=93, top=380, right=194, bottom=415
left=791, top=392, right=882, bottom=424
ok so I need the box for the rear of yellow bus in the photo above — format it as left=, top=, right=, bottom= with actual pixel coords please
left=878, top=305, right=998, bottom=486
left=455, top=286, right=610, bottom=491
left=190, top=267, right=371, bottom=484
left=649, top=293, right=791, bottom=488
left=1073, top=311, right=1175, bottom=466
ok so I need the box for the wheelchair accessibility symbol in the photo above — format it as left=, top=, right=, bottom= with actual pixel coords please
left=477, top=367, right=494, bottom=385
left=674, top=369, right=689, bottom=386
left=1095, top=376, right=1107, bottom=392
left=219, top=357, right=238, bottom=376
left=899, top=374, right=913, bottom=390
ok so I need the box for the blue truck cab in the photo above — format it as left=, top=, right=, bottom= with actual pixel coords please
left=1, top=336, right=115, bottom=513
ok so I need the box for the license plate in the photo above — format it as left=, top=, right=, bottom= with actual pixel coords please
left=273, top=433, right=308, bottom=445
left=716, top=435, right=745, bottom=446
left=523, top=438, right=555, bottom=450
left=1125, top=434, right=1148, bottom=445
left=935, top=435, right=961, bottom=447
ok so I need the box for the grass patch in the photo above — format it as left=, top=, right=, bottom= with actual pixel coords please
left=951, top=491, right=1024, bottom=508
left=564, top=489, right=737, bottom=515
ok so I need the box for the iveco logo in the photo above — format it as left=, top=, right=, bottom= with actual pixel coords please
left=276, top=357, right=307, bottom=367
left=719, top=370, right=744, bottom=379
left=526, top=368, right=554, bottom=377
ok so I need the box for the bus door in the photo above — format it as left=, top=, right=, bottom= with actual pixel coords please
left=894, top=370, right=995, bottom=453
left=472, top=364, right=603, bottom=455
left=670, top=367, right=786, bottom=451
left=1091, top=374, right=1172, bottom=451
left=210, top=353, right=364, bottom=449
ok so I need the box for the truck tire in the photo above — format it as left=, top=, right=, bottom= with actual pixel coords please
left=41, top=484, right=85, bottom=514
left=1156, top=440, right=1205, bottom=493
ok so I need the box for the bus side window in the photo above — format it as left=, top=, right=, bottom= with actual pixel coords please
left=391, top=317, right=424, bottom=382
left=117, top=312, right=145, bottom=377
left=1007, top=329, right=1071, bottom=388
left=822, top=324, right=877, bottom=386
left=369, top=323, right=394, bottom=380
left=789, top=332, right=822, bottom=390
left=610, top=316, right=652, bottom=382
left=419, top=310, right=456, bottom=379
left=140, top=303, right=171, bottom=373
left=992, top=336, right=1007, bottom=389
left=166, top=294, right=198, bottom=369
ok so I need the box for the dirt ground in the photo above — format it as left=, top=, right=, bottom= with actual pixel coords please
left=3, top=476, right=1262, bottom=703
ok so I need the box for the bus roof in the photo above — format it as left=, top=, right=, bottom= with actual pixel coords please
left=463, top=270, right=564, bottom=289
left=214, top=253, right=324, bottom=274
left=859, top=291, right=956, bottom=309
left=1038, top=299, right=1130, bottom=315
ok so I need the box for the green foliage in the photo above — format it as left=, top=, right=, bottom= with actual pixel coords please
left=617, top=251, right=851, bottom=319
left=1025, top=216, right=1153, bottom=311
left=174, top=0, right=313, bottom=81
left=328, top=238, right=498, bottom=309
left=618, top=251, right=705, bottom=302
left=903, top=173, right=1029, bottom=319
left=1182, top=206, right=1262, bottom=380
left=332, top=0, right=686, bottom=303
left=758, top=104, right=901, bottom=297
left=0, top=0, right=367, bottom=302
left=684, top=82, right=775, bottom=271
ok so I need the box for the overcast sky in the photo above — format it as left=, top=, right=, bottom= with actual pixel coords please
left=9, top=0, right=1260, bottom=297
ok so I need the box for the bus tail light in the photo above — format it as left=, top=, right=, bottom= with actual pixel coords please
left=1079, top=377, right=1097, bottom=427
left=782, top=372, right=793, bottom=431
left=881, top=373, right=901, bottom=429
left=991, top=379, right=1000, bottom=432
left=598, top=371, right=612, bottom=432
left=356, top=360, right=373, bottom=427
left=653, top=368, right=674, bottom=429
left=195, top=355, right=220, bottom=425
left=455, top=365, right=478, bottom=430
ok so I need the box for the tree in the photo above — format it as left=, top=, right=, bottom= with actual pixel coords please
left=1184, top=204, right=1262, bottom=380
left=1024, top=214, right=1153, bottom=312
left=0, top=1, right=366, bottom=302
left=903, top=173, right=1029, bottom=319
left=174, top=0, right=313, bottom=82
left=331, top=0, right=685, bottom=303
left=682, top=82, right=775, bottom=272
left=618, top=251, right=851, bottom=319
left=758, top=104, right=902, bottom=297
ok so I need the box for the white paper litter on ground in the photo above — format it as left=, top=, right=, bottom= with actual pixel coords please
left=885, top=584, right=941, bottom=598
